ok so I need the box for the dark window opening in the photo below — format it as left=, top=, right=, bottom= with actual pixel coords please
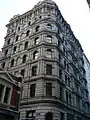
left=11, top=59, right=14, bottom=67
left=46, top=83, right=52, bottom=96
left=7, top=39, right=11, bottom=45
left=28, top=22, right=31, bottom=26
left=4, top=87, right=10, bottom=103
left=60, top=87, right=63, bottom=101
left=45, top=112, right=52, bottom=120
left=0, top=84, right=4, bottom=102
left=34, top=37, right=39, bottom=45
left=46, top=64, right=52, bottom=75
left=13, top=46, right=17, bottom=53
left=21, top=69, right=25, bottom=77
left=22, top=55, right=27, bottom=63
left=2, top=62, right=5, bottom=68
left=5, top=50, right=8, bottom=56
left=26, top=30, right=30, bottom=37
left=30, top=84, right=36, bottom=97
left=32, top=66, right=37, bottom=76
left=24, top=41, right=28, bottom=50
left=36, top=26, right=40, bottom=32
left=18, top=27, right=20, bottom=31
left=60, top=112, right=64, bottom=120
left=16, top=35, right=19, bottom=41
left=33, top=51, right=38, bottom=60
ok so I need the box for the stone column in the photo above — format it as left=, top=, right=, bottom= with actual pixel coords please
left=64, top=112, right=67, bottom=120
left=1, top=86, right=6, bottom=103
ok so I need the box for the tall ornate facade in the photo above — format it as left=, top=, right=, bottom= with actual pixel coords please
left=0, top=0, right=90, bottom=120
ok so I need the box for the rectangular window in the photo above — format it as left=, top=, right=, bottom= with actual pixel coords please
left=30, top=84, right=36, bottom=97
left=26, top=110, right=36, bottom=120
left=24, top=41, right=28, bottom=50
left=4, top=87, right=11, bottom=104
left=66, top=91, right=68, bottom=104
left=32, top=66, right=37, bottom=76
left=46, top=83, right=52, bottom=96
left=0, top=84, right=4, bottom=102
left=46, top=64, right=52, bottom=75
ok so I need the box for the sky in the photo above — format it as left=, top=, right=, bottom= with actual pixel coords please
left=0, top=0, right=90, bottom=60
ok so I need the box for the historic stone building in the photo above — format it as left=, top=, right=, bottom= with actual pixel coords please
left=83, top=54, right=90, bottom=100
left=0, top=0, right=90, bottom=120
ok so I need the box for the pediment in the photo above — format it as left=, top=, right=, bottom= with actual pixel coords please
left=0, top=71, right=15, bottom=84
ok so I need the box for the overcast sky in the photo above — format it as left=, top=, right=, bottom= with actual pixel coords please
left=0, top=0, right=90, bottom=60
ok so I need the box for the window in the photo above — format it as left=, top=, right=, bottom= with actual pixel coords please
left=7, top=39, right=11, bottom=45
left=19, top=44, right=22, bottom=51
left=22, top=55, right=27, bottom=63
left=59, top=69, right=62, bottom=79
left=33, top=51, right=38, bottom=60
left=66, top=91, right=68, bottom=104
left=60, top=112, right=64, bottom=120
left=5, top=50, right=8, bottom=56
left=34, top=37, right=39, bottom=45
left=13, top=46, right=17, bottom=53
left=4, top=87, right=11, bottom=104
left=11, top=59, right=14, bottom=67
left=46, top=64, right=52, bottom=75
left=46, top=83, right=52, bottom=96
left=16, top=35, right=19, bottom=41
left=46, top=35, right=52, bottom=43
left=18, top=27, right=20, bottom=31
left=65, top=75, right=67, bottom=85
left=26, top=110, right=36, bottom=120
left=0, top=84, right=4, bottom=102
left=46, top=49, right=52, bottom=58
left=28, top=22, right=31, bottom=26
left=47, top=24, right=52, bottom=30
left=45, top=112, right=52, bottom=120
left=30, top=84, right=36, bottom=97
left=32, top=66, right=37, bottom=76
left=36, top=26, right=40, bottom=32
left=68, top=77, right=71, bottom=87
left=64, top=60, right=66, bottom=69
left=21, top=69, right=25, bottom=77
left=24, top=41, right=28, bottom=50
left=26, top=30, right=30, bottom=37
left=60, top=87, right=63, bottom=101
left=2, top=62, right=5, bottom=68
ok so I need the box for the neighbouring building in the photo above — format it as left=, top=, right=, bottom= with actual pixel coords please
left=0, top=68, right=22, bottom=120
left=0, top=0, right=90, bottom=120
left=83, top=54, right=90, bottom=100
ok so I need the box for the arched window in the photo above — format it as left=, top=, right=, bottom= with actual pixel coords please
left=28, top=22, right=31, bottom=26
left=5, top=50, right=8, bottom=56
left=45, top=112, right=52, bottom=120
left=2, top=62, right=5, bottom=68
left=36, top=26, right=40, bottom=32
left=13, top=46, right=17, bottom=53
left=26, top=30, right=30, bottom=37
left=46, top=49, right=52, bottom=58
left=22, top=55, right=27, bottom=63
left=16, top=35, right=19, bottom=41
left=11, top=59, right=14, bottom=67
left=47, top=24, right=52, bottom=30
left=47, top=35, right=52, bottom=43
left=34, top=37, right=39, bottom=45
left=33, top=51, right=38, bottom=60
